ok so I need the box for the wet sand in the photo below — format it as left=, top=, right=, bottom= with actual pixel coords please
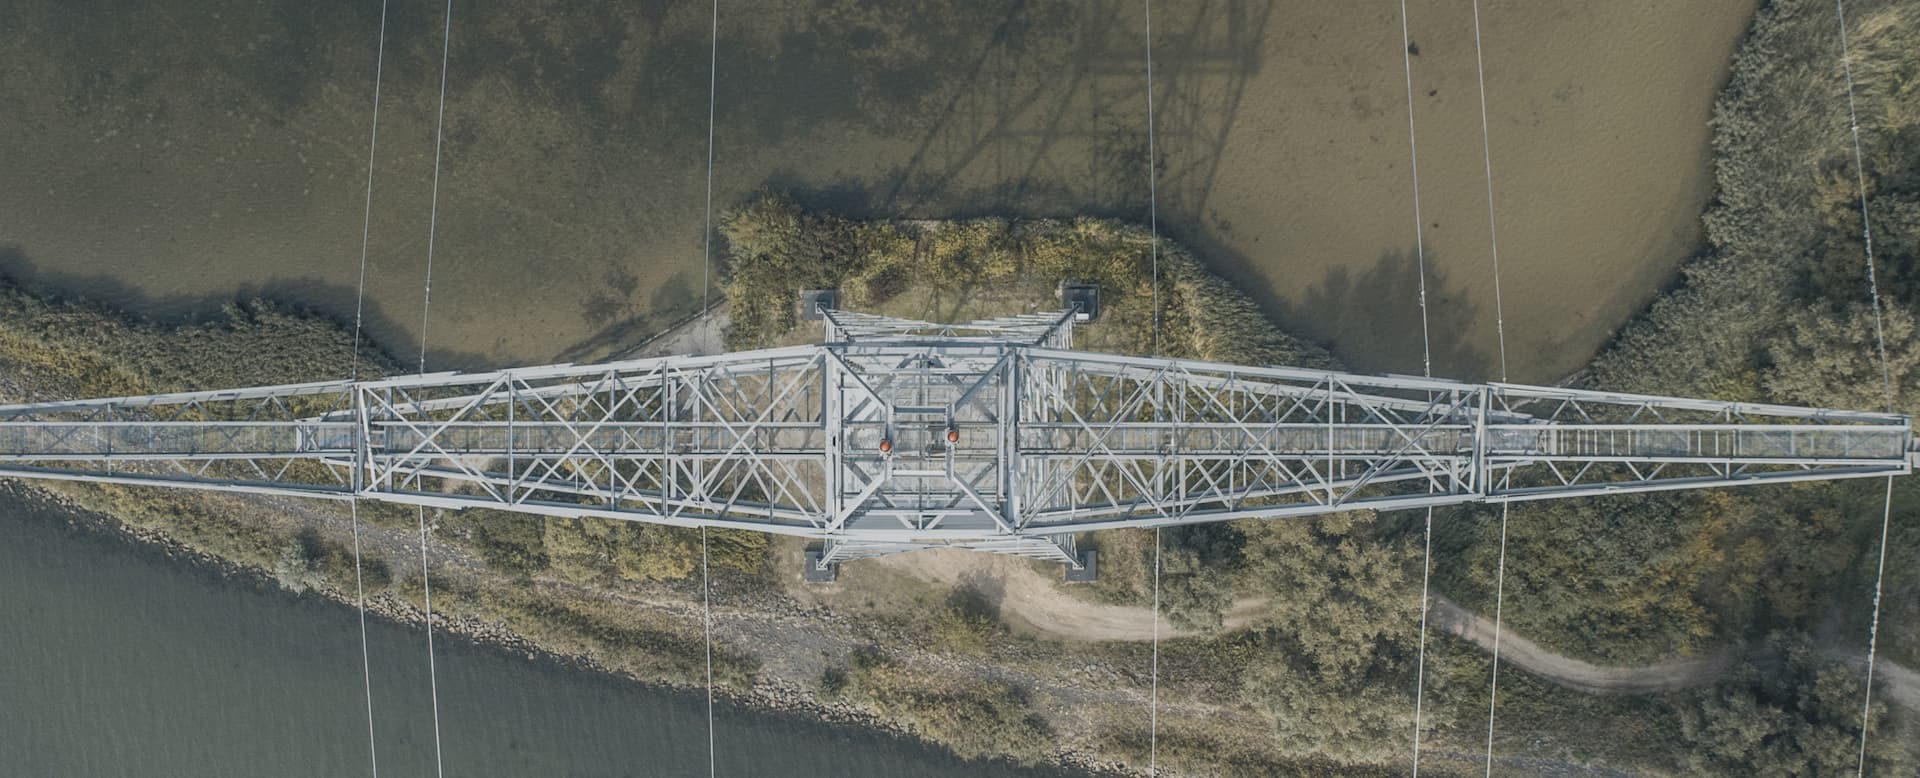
left=1, top=0, right=1754, bottom=383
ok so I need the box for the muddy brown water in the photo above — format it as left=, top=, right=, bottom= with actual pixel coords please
left=1, top=0, right=1753, bottom=383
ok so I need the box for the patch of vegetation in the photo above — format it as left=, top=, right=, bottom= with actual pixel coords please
left=443, top=508, right=549, bottom=577
left=1589, top=0, right=1920, bottom=410
left=1096, top=721, right=1402, bottom=778
left=1676, top=635, right=1905, bottom=776
left=1432, top=492, right=1729, bottom=664
left=1408, top=2, right=1920, bottom=769
left=831, top=646, right=1053, bottom=764
left=925, top=585, right=1001, bottom=655
left=447, top=573, right=759, bottom=688
left=1231, top=512, right=1425, bottom=764
left=1083, top=524, right=1245, bottom=632
left=0, top=280, right=391, bottom=398
left=538, top=516, right=770, bottom=586
left=273, top=526, right=388, bottom=594
left=719, top=191, right=1334, bottom=372
left=1456, top=0, right=1920, bottom=670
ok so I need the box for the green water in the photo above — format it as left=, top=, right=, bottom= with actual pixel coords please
left=0, top=499, right=1079, bottom=777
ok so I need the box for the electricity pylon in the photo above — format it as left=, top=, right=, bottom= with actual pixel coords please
left=0, top=308, right=1909, bottom=577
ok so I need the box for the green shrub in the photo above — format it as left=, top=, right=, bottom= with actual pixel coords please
left=447, top=509, right=549, bottom=577
left=840, top=648, right=1052, bottom=763
left=1519, top=0, right=1920, bottom=662
left=926, top=586, right=998, bottom=655
left=271, top=537, right=326, bottom=593
left=718, top=192, right=1333, bottom=371
left=1675, top=634, right=1910, bottom=775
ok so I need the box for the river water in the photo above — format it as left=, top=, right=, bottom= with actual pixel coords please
left=0, top=499, right=1078, bottom=777
left=0, top=0, right=1753, bottom=382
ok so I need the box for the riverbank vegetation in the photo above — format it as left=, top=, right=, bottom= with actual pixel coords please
left=1439, top=1, right=1920, bottom=770
left=718, top=192, right=1333, bottom=373
left=830, top=646, right=1054, bottom=763
left=0, top=282, right=762, bottom=690
left=1465, top=0, right=1920, bottom=674
left=1435, top=3, right=1920, bottom=770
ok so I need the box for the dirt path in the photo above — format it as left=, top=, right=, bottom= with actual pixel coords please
left=1426, top=595, right=1733, bottom=694
left=874, top=549, right=1210, bottom=641
left=1881, top=659, right=1920, bottom=712
left=1828, top=650, right=1920, bottom=713
left=875, top=549, right=1920, bottom=708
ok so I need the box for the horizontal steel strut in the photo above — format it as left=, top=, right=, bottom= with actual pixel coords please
left=0, top=309, right=1910, bottom=568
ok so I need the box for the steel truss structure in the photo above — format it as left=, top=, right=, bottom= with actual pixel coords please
left=0, top=309, right=1912, bottom=572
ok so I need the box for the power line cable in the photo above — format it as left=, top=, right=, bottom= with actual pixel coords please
left=1482, top=502, right=1510, bottom=777
left=1832, top=1, right=1896, bottom=772
left=700, top=3, right=722, bottom=775
left=1466, top=2, right=1518, bottom=773
left=413, top=2, right=457, bottom=774
left=1140, top=1, right=1164, bottom=773
left=1149, top=526, right=1162, bottom=775
left=1394, top=2, right=1439, bottom=772
left=1410, top=507, right=1433, bottom=776
left=1397, top=0, right=1433, bottom=380
left=702, top=0, right=720, bottom=313
left=345, top=2, right=392, bottom=774
left=416, top=506, right=445, bottom=778
left=1144, top=0, right=1161, bottom=357
left=702, top=527, right=717, bottom=778
left=1471, top=0, right=1509, bottom=385
left=1464, top=3, right=1515, bottom=771
left=418, top=0, right=453, bottom=375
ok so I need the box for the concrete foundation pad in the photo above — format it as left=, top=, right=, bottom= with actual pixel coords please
left=1063, top=549, right=1097, bottom=582
left=803, top=550, right=838, bottom=583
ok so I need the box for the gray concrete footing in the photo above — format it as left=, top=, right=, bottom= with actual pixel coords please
left=803, top=550, right=837, bottom=583
left=1063, top=549, right=1097, bottom=582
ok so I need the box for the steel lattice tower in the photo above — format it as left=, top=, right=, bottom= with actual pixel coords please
left=0, top=308, right=1911, bottom=576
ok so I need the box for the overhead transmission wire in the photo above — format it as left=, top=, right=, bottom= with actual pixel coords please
left=1395, top=2, right=1434, bottom=382
left=1140, top=0, right=1164, bottom=773
left=412, top=2, right=456, bottom=775
left=1464, top=2, right=1514, bottom=774
left=701, top=527, right=717, bottom=778
left=345, top=2, right=392, bottom=775
left=1470, top=0, right=1509, bottom=385
left=701, top=0, right=720, bottom=315
left=1149, top=524, right=1163, bottom=776
left=1393, top=1, right=1438, bottom=774
left=699, top=1, right=721, bottom=776
left=1482, top=511, right=1511, bottom=778
left=1144, top=0, right=1161, bottom=359
left=1832, top=1, right=1896, bottom=773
